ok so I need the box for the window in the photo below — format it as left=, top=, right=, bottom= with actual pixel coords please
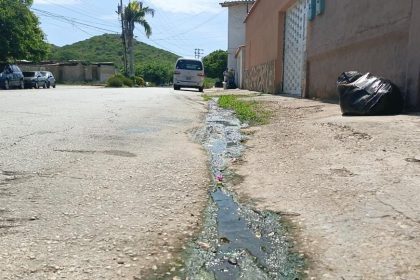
left=176, top=60, right=203, bottom=71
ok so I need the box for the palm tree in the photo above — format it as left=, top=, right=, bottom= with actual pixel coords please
left=123, top=1, right=154, bottom=77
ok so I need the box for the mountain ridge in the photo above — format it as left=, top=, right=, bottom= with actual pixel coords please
left=47, top=34, right=179, bottom=68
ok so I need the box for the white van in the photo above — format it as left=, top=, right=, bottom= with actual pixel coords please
left=173, top=58, right=205, bottom=92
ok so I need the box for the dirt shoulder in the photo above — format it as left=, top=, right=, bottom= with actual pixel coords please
left=223, top=93, right=419, bottom=279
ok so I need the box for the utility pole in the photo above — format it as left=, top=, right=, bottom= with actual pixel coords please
left=194, top=48, right=204, bottom=60
left=117, top=0, right=128, bottom=76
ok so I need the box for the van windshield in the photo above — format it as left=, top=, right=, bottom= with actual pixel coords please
left=176, top=60, right=203, bottom=71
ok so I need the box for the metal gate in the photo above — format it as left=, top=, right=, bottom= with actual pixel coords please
left=283, top=0, right=310, bottom=95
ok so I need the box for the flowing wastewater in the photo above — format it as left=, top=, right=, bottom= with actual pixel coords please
left=151, top=100, right=305, bottom=279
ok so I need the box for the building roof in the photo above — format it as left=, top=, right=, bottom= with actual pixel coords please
left=220, top=0, right=255, bottom=8
left=244, top=0, right=261, bottom=22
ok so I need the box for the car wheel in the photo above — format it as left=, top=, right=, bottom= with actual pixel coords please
left=20, top=80, right=24, bottom=89
left=4, top=80, right=9, bottom=90
left=47, top=82, right=50, bottom=89
left=174, top=85, right=179, bottom=90
left=199, top=87, right=204, bottom=93
left=52, top=84, right=56, bottom=88
left=34, top=82, right=39, bottom=89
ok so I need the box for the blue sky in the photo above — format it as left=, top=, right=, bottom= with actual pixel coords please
left=32, top=0, right=228, bottom=58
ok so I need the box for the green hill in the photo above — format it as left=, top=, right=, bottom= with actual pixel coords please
left=47, top=34, right=179, bottom=68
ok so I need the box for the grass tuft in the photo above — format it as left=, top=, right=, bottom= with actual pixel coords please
left=218, top=95, right=271, bottom=125
left=202, top=94, right=213, bottom=101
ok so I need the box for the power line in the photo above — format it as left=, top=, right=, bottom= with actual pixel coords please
left=194, top=48, right=204, bottom=59
left=32, top=8, right=120, bottom=34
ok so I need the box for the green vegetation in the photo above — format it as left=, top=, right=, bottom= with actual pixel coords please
left=218, top=95, right=271, bottom=125
left=202, top=94, right=213, bottom=101
left=136, top=62, right=172, bottom=85
left=0, top=0, right=49, bottom=62
left=48, top=34, right=178, bottom=85
left=106, top=74, right=145, bottom=88
left=48, top=34, right=178, bottom=70
left=203, top=50, right=227, bottom=81
left=123, top=1, right=154, bottom=77
left=203, top=77, right=217, bottom=89
left=134, top=76, right=145, bottom=87
left=107, top=76, right=124, bottom=88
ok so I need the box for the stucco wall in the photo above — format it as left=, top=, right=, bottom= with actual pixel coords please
left=405, top=0, right=420, bottom=109
left=227, top=4, right=250, bottom=73
left=18, top=63, right=116, bottom=83
left=245, top=0, right=291, bottom=93
left=98, top=65, right=116, bottom=82
left=306, top=0, right=412, bottom=101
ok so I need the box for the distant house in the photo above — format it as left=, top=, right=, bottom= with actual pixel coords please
left=18, top=61, right=116, bottom=83
left=243, top=0, right=420, bottom=110
left=220, top=0, right=255, bottom=86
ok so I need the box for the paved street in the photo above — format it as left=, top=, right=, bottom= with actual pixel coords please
left=0, top=86, right=209, bottom=279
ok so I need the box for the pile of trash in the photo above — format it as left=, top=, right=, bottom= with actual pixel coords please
left=337, top=71, right=404, bottom=116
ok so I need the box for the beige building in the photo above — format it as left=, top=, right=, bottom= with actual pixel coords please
left=18, top=61, right=116, bottom=83
left=243, top=0, right=420, bottom=110
left=220, top=0, right=255, bottom=86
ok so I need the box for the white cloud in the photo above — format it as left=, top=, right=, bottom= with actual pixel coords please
left=34, top=0, right=80, bottom=5
left=149, top=0, right=221, bottom=14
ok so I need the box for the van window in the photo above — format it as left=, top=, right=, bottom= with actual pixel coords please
left=176, top=60, right=203, bottom=71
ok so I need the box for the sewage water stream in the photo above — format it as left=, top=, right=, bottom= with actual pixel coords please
left=154, top=100, right=304, bottom=279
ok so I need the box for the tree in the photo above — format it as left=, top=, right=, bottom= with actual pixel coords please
left=202, top=50, right=228, bottom=81
left=123, top=1, right=154, bottom=77
left=0, top=0, right=49, bottom=62
left=136, top=62, right=172, bottom=85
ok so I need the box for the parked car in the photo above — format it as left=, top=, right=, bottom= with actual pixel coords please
left=173, top=58, right=205, bottom=92
left=0, top=64, right=24, bottom=90
left=23, top=71, right=47, bottom=89
left=40, top=71, right=56, bottom=88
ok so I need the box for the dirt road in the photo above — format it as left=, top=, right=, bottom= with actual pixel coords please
left=228, top=93, right=420, bottom=279
left=0, top=87, right=209, bottom=279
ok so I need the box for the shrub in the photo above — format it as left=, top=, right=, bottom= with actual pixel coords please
left=107, top=76, right=123, bottom=87
left=122, top=77, right=133, bottom=87
left=134, top=76, right=145, bottom=87
left=203, top=77, right=216, bottom=89
left=218, top=95, right=271, bottom=125
left=112, top=74, right=134, bottom=87
left=118, top=74, right=133, bottom=87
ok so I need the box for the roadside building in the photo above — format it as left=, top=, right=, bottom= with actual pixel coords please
left=243, top=0, right=420, bottom=110
left=18, top=61, right=116, bottom=83
left=220, top=0, right=255, bottom=87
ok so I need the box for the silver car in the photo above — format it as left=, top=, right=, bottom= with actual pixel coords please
left=173, top=58, right=205, bottom=92
left=40, top=71, right=56, bottom=88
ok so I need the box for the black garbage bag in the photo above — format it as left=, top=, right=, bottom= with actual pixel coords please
left=337, top=71, right=404, bottom=116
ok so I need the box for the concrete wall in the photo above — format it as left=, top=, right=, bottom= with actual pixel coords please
left=227, top=4, right=250, bottom=74
left=98, top=65, right=116, bottom=82
left=306, top=0, right=413, bottom=103
left=236, top=46, right=245, bottom=88
left=405, top=0, right=420, bottom=109
left=18, top=63, right=116, bottom=83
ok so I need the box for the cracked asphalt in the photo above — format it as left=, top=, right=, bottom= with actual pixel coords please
left=0, top=86, right=209, bottom=279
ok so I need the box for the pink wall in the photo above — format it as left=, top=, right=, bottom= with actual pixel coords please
left=245, top=0, right=293, bottom=92
left=306, top=0, right=414, bottom=104
left=244, top=0, right=420, bottom=109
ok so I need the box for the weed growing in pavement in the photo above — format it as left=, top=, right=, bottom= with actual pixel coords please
left=202, top=94, right=213, bottom=101
left=218, top=95, right=271, bottom=125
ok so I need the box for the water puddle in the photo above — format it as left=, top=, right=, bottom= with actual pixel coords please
left=150, top=100, right=304, bottom=279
